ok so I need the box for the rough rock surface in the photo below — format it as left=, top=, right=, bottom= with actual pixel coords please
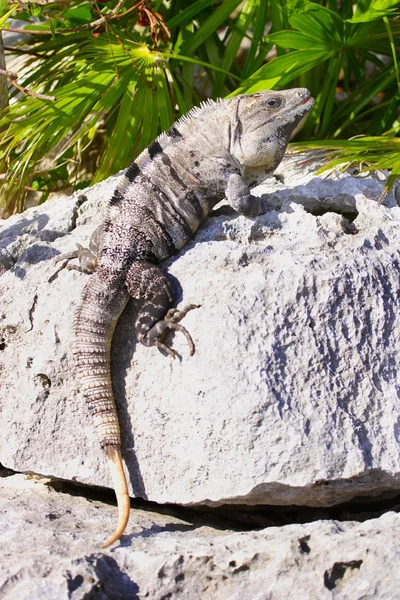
left=1, top=161, right=400, bottom=514
left=1, top=472, right=400, bottom=600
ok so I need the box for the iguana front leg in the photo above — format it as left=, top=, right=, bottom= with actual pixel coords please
left=225, top=173, right=262, bottom=218
left=226, top=172, right=280, bottom=218
left=53, top=226, right=101, bottom=274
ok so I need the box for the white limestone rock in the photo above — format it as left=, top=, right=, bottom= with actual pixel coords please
left=1, top=472, right=400, bottom=600
left=1, top=164, right=400, bottom=510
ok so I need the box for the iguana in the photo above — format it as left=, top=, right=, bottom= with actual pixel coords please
left=57, top=88, right=314, bottom=547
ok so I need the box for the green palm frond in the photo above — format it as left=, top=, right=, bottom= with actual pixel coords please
left=291, top=135, right=400, bottom=189
left=0, top=0, right=399, bottom=213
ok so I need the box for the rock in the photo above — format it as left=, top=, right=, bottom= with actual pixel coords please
left=1, top=472, right=400, bottom=599
left=1, top=161, right=400, bottom=513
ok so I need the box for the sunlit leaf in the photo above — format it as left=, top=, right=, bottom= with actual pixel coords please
left=213, top=0, right=258, bottom=97
left=95, top=80, right=143, bottom=182
left=231, top=49, right=329, bottom=94
left=28, top=1, right=42, bottom=18
left=0, top=3, right=18, bottom=26
left=0, top=0, right=7, bottom=18
left=180, top=0, right=243, bottom=55
left=242, top=0, right=268, bottom=78
left=292, top=135, right=400, bottom=189
left=166, top=0, right=215, bottom=28
left=348, top=0, right=400, bottom=22
left=63, top=5, right=93, bottom=24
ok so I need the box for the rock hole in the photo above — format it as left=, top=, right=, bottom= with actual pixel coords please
left=307, top=207, right=358, bottom=222
left=301, top=194, right=359, bottom=225
left=66, top=573, right=84, bottom=593
left=232, top=564, right=250, bottom=574
left=35, top=373, right=51, bottom=390
left=298, top=535, right=311, bottom=554
left=0, top=325, right=17, bottom=349
left=35, top=373, right=51, bottom=400
left=28, top=294, right=38, bottom=331
left=46, top=513, right=59, bottom=521
left=323, top=559, right=363, bottom=590
left=238, top=253, right=250, bottom=267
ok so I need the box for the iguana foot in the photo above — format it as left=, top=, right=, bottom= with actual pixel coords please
left=54, top=243, right=98, bottom=273
left=50, top=226, right=101, bottom=281
left=145, top=304, right=199, bottom=358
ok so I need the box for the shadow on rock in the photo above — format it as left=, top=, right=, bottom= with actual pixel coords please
left=67, top=554, right=140, bottom=599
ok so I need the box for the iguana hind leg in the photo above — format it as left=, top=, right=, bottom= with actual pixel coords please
left=126, top=261, right=196, bottom=357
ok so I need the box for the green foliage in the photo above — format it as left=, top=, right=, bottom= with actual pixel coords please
left=0, top=0, right=399, bottom=212
left=233, top=1, right=400, bottom=140
left=292, top=134, right=400, bottom=190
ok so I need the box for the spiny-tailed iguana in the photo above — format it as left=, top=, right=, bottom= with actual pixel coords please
left=58, top=88, right=314, bottom=547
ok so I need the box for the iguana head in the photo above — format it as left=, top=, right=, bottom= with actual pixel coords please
left=228, top=88, right=314, bottom=173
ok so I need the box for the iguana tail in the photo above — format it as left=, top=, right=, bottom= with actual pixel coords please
left=73, top=271, right=130, bottom=547
left=101, top=447, right=131, bottom=548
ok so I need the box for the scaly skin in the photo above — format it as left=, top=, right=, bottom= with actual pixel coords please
left=67, top=88, right=314, bottom=547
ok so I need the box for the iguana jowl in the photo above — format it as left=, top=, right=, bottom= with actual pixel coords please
left=64, top=88, right=314, bottom=547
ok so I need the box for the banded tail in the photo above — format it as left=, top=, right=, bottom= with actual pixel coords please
left=73, top=271, right=130, bottom=547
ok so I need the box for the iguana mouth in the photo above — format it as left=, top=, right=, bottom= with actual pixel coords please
left=295, top=91, right=313, bottom=108
left=291, top=94, right=314, bottom=117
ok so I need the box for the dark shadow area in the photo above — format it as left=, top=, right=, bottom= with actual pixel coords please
left=301, top=201, right=359, bottom=234
left=0, top=195, right=88, bottom=279
left=0, top=213, right=50, bottom=243
left=2, top=464, right=400, bottom=534
left=67, top=554, right=140, bottom=599
left=0, top=213, right=67, bottom=279
left=18, top=244, right=60, bottom=264
left=261, top=189, right=359, bottom=222
left=324, top=560, right=363, bottom=591
left=210, top=204, right=236, bottom=218
left=161, top=270, right=185, bottom=305
left=305, top=205, right=359, bottom=223
left=0, top=463, right=14, bottom=477
left=124, top=522, right=195, bottom=546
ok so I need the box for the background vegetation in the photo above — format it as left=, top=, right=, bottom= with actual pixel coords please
left=0, top=0, right=399, bottom=214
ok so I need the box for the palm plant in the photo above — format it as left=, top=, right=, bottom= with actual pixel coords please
left=0, top=0, right=399, bottom=213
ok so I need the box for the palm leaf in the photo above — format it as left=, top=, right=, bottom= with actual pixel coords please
left=291, top=136, right=400, bottom=189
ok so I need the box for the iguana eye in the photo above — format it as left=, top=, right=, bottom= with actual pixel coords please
left=266, top=98, right=282, bottom=107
